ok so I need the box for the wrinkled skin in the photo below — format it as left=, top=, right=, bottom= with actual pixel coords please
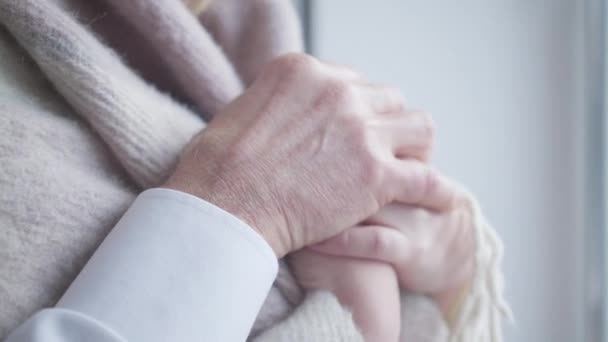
left=166, top=53, right=455, bottom=257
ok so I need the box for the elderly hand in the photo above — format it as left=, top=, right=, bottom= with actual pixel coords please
left=165, top=53, right=454, bottom=257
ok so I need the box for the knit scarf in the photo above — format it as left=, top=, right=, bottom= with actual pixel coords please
left=0, top=0, right=510, bottom=341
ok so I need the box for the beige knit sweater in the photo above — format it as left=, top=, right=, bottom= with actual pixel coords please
left=0, top=0, right=509, bottom=341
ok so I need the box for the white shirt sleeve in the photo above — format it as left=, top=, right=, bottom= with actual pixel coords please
left=5, top=188, right=278, bottom=342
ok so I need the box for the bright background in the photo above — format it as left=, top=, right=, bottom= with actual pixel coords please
left=303, top=1, right=595, bottom=341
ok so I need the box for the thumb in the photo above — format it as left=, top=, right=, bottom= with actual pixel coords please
left=309, top=225, right=412, bottom=265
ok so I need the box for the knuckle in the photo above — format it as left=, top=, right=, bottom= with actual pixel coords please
left=322, top=79, right=357, bottom=108
left=371, top=231, right=392, bottom=256
left=342, top=114, right=367, bottom=140
left=339, top=115, right=387, bottom=188
left=269, top=53, right=316, bottom=75
left=407, top=167, right=439, bottom=202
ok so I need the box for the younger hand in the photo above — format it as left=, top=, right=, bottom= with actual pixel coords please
left=289, top=249, right=401, bottom=342
left=312, top=184, right=475, bottom=308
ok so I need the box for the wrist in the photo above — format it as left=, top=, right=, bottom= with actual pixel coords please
left=163, top=172, right=287, bottom=257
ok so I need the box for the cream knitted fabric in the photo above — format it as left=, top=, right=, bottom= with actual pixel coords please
left=0, top=0, right=508, bottom=341
left=449, top=194, right=513, bottom=342
left=401, top=293, right=450, bottom=341
left=252, top=291, right=365, bottom=342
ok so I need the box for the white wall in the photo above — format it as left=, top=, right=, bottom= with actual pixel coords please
left=312, top=1, right=582, bottom=341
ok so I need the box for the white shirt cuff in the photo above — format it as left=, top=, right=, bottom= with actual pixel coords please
left=54, top=188, right=278, bottom=341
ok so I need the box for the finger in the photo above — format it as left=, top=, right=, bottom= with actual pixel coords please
left=385, top=160, right=456, bottom=211
left=309, top=225, right=412, bottom=265
left=355, top=84, right=406, bottom=114
left=365, top=202, right=432, bottom=229
left=370, top=110, right=434, bottom=160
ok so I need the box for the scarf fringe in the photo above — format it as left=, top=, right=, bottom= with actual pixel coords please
left=450, top=193, right=513, bottom=342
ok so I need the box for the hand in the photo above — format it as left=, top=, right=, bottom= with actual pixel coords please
left=165, top=53, right=455, bottom=257
left=289, top=250, right=401, bottom=342
left=289, top=187, right=473, bottom=341
left=311, top=184, right=475, bottom=302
